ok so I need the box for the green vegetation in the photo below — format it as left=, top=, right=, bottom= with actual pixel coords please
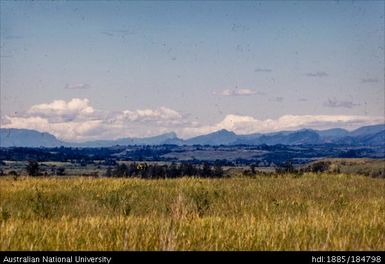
left=1, top=173, right=384, bottom=250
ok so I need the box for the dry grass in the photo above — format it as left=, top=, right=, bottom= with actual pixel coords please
left=0, top=174, right=384, bottom=250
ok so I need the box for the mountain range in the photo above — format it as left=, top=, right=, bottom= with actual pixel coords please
left=0, top=124, right=384, bottom=148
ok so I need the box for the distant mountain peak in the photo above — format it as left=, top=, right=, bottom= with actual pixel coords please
left=213, top=129, right=236, bottom=135
left=160, top=131, right=178, bottom=138
left=1, top=123, right=384, bottom=147
left=0, top=128, right=64, bottom=147
left=350, top=124, right=385, bottom=137
left=185, top=128, right=238, bottom=145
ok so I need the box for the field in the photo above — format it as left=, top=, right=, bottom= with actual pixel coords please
left=1, top=173, right=385, bottom=250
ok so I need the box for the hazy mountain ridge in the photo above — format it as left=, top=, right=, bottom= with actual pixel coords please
left=0, top=128, right=66, bottom=147
left=1, top=124, right=384, bottom=147
left=77, top=132, right=180, bottom=147
left=184, top=129, right=238, bottom=145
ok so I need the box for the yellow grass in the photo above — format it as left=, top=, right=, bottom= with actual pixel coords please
left=0, top=174, right=384, bottom=250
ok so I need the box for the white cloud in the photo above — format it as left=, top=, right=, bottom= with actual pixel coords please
left=219, top=88, right=258, bottom=96
left=180, top=114, right=384, bottom=138
left=1, top=98, right=383, bottom=141
left=28, top=98, right=95, bottom=121
left=2, top=98, right=185, bottom=141
left=121, top=107, right=182, bottom=122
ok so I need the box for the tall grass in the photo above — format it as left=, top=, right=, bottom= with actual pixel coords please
left=0, top=174, right=384, bottom=250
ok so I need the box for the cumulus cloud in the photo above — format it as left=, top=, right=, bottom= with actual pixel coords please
left=29, top=98, right=94, bottom=114
left=1, top=98, right=185, bottom=141
left=305, top=71, right=328, bottom=77
left=324, top=98, right=360, bottom=109
left=27, top=98, right=95, bottom=123
left=1, top=98, right=383, bottom=141
left=4, top=115, right=104, bottom=142
left=117, top=107, right=183, bottom=125
left=180, top=114, right=383, bottom=138
left=219, top=88, right=258, bottom=96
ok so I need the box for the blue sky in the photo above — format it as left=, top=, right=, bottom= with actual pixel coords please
left=1, top=1, right=384, bottom=141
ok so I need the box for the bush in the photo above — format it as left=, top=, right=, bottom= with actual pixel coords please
left=275, top=161, right=295, bottom=174
left=26, top=160, right=40, bottom=176
left=56, top=167, right=66, bottom=176
left=309, top=161, right=331, bottom=173
left=8, top=170, right=18, bottom=176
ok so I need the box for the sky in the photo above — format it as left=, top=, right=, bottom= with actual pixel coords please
left=1, top=1, right=384, bottom=141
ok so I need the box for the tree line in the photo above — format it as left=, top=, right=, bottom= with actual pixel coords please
left=1, top=160, right=224, bottom=178
left=105, top=162, right=224, bottom=178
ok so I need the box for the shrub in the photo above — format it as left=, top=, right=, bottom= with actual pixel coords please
left=8, top=170, right=18, bottom=176
left=310, top=161, right=331, bottom=173
left=26, top=160, right=40, bottom=176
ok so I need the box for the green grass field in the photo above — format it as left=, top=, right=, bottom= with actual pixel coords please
left=1, top=173, right=384, bottom=250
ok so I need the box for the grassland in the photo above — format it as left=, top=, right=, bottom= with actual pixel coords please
left=1, top=173, right=385, bottom=250
left=301, top=158, right=385, bottom=177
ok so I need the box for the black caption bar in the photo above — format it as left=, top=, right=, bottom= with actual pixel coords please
left=0, top=251, right=384, bottom=264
